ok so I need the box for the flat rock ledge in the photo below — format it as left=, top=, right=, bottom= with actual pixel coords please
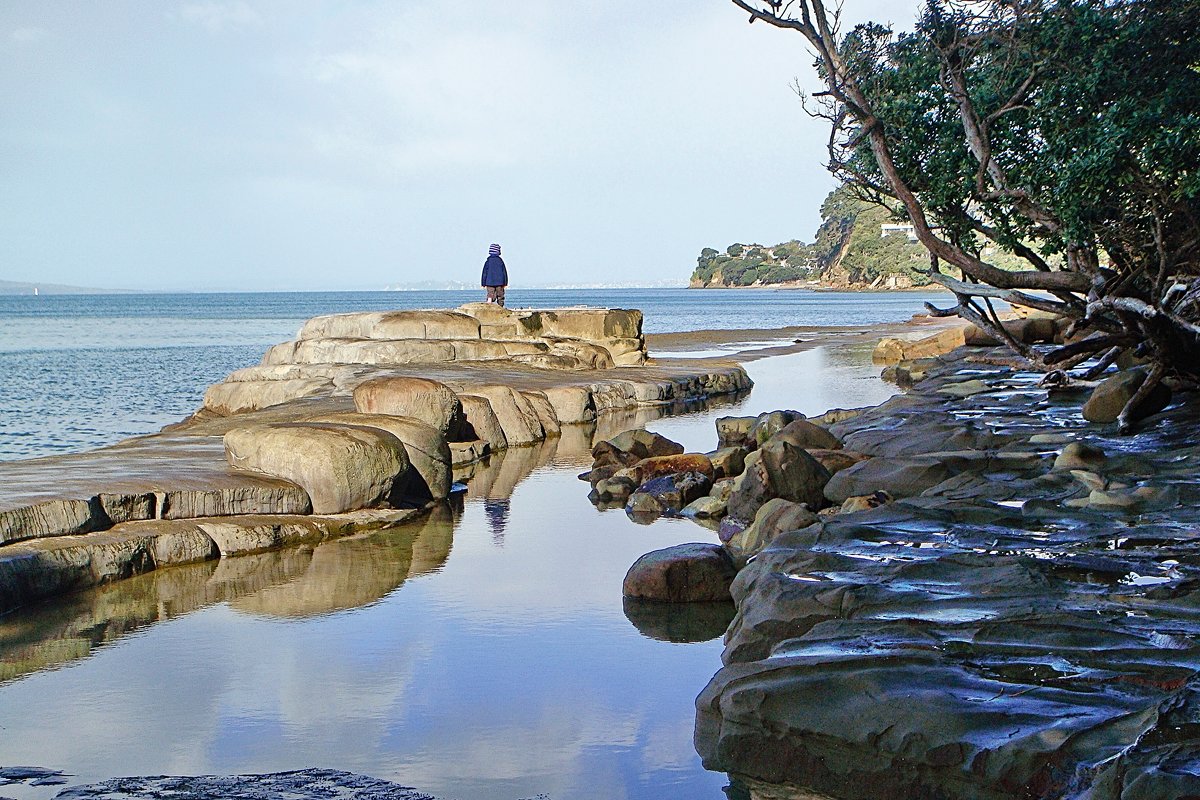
left=694, top=345, right=1200, bottom=799
left=0, top=306, right=751, bottom=615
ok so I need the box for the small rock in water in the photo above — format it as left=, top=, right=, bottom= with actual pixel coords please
left=1053, top=441, right=1107, bottom=471
left=51, top=769, right=434, bottom=800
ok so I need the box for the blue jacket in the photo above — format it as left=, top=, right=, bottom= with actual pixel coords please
left=482, top=255, right=508, bottom=287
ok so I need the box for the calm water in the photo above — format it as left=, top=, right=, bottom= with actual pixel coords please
left=0, top=347, right=895, bottom=800
left=0, top=288, right=944, bottom=461
left=0, top=290, right=906, bottom=799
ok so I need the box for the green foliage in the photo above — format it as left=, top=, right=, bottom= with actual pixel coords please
left=690, top=184, right=936, bottom=287
left=846, top=0, right=1200, bottom=279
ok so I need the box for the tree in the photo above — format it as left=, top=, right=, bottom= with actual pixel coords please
left=731, top=0, right=1200, bottom=430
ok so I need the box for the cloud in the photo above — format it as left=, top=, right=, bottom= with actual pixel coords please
left=179, top=1, right=262, bottom=33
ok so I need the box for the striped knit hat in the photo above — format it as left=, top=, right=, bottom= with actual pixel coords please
left=489, top=243, right=501, bottom=256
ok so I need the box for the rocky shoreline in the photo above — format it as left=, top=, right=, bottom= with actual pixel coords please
left=572, top=313, right=1200, bottom=798
left=0, top=304, right=753, bottom=616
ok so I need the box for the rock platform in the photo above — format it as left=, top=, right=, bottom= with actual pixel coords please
left=0, top=305, right=751, bottom=615
left=694, top=345, right=1200, bottom=799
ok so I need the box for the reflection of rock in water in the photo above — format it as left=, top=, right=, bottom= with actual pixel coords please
left=0, top=506, right=456, bottom=682
left=622, top=597, right=735, bottom=643
left=228, top=534, right=415, bottom=618
left=52, top=768, right=433, bottom=799
left=464, top=439, right=556, bottom=502
left=408, top=503, right=455, bottom=577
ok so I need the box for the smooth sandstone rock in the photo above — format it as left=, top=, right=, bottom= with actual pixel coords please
left=709, top=447, right=749, bottom=480
left=520, top=390, right=562, bottom=438
left=752, top=410, right=805, bottom=447
left=458, top=394, right=509, bottom=452
left=0, top=520, right=219, bottom=614
left=466, top=385, right=545, bottom=445
left=353, top=376, right=465, bottom=439
left=873, top=327, right=967, bottom=364
left=303, top=412, right=452, bottom=501
left=622, top=543, right=736, bottom=602
left=224, top=423, right=410, bottom=514
left=682, top=495, right=728, bottom=520
left=449, top=440, right=489, bottom=466
left=203, top=378, right=334, bottom=416
left=541, top=385, right=596, bottom=424
left=806, top=448, right=868, bottom=475
left=1082, top=368, right=1172, bottom=424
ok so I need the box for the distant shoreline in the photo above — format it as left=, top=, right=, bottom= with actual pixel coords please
left=686, top=281, right=953, bottom=293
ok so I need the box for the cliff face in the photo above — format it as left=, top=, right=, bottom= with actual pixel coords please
left=691, top=186, right=933, bottom=289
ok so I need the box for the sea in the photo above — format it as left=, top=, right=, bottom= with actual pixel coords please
left=0, top=287, right=949, bottom=461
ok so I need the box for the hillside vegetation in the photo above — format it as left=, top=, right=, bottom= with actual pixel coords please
left=692, top=186, right=935, bottom=289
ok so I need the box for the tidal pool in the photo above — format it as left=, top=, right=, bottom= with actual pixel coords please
left=0, top=346, right=893, bottom=800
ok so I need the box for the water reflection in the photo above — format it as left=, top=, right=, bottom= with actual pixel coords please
left=623, top=598, right=735, bottom=643
left=0, top=507, right=456, bottom=683
left=0, top=345, right=883, bottom=800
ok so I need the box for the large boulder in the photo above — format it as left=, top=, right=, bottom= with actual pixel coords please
left=1082, top=368, right=1172, bottom=424
left=726, top=440, right=832, bottom=522
left=520, top=391, right=562, bottom=438
left=622, top=543, right=736, bottom=602
left=541, top=385, right=596, bottom=424
left=224, top=423, right=410, bottom=514
left=724, top=498, right=820, bottom=565
left=872, top=327, right=967, bottom=364
left=766, top=419, right=841, bottom=451
left=352, top=376, right=465, bottom=439
left=465, top=385, right=546, bottom=445
left=304, top=412, right=452, bottom=501
left=753, top=410, right=805, bottom=447
left=458, top=394, right=509, bottom=452
left=606, top=429, right=685, bottom=460
left=203, top=378, right=334, bottom=416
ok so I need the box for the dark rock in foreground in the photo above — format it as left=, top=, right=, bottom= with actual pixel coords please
left=52, top=769, right=433, bottom=800
left=696, top=350, right=1200, bottom=799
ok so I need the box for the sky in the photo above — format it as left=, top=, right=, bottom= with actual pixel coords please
left=0, top=1, right=921, bottom=292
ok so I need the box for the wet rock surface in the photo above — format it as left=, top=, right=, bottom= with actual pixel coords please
left=49, top=769, right=433, bottom=799
left=696, top=349, right=1200, bottom=799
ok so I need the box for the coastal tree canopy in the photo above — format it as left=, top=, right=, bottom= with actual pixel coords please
left=732, top=0, right=1200, bottom=430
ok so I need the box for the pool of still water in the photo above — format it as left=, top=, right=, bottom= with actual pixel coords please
left=0, top=346, right=896, bottom=800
